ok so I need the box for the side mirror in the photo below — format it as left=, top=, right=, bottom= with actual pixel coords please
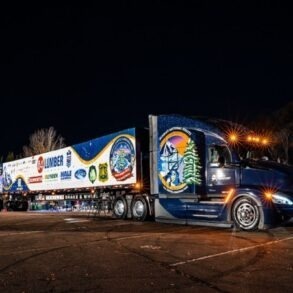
left=218, top=156, right=225, bottom=167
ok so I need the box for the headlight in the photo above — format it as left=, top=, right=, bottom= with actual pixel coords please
left=272, top=194, right=293, bottom=205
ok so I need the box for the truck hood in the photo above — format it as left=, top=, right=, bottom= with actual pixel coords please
left=240, top=160, right=293, bottom=194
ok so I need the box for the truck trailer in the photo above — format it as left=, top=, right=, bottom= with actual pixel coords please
left=1, top=114, right=293, bottom=230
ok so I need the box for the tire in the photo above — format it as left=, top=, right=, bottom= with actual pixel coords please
left=232, top=197, right=260, bottom=231
left=131, top=196, right=148, bottom=221
left=6, top=202, right=13, bottom=212
left=21, top=203, right=29, bottom=211
left=113, top=196, right=128, bottom=219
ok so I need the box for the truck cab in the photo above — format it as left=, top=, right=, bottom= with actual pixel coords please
left=150, top=114, right=293, bottom=231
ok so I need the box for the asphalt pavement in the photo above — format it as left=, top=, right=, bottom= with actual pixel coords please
left=0, top=211, right=292, bottom=292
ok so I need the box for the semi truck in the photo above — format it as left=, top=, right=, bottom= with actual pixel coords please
left=1, top=114, right=293, bottom=230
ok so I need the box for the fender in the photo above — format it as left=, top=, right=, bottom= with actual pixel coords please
left=141, top=193, right=154, bottom=217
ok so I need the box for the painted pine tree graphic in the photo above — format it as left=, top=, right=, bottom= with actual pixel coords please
left=183, top=139, right=202, bottom=185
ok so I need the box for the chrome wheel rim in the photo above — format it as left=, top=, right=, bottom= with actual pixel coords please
left=133, top=201, right=144, bottom=218
left=236, top=202, right=258, bottom=228
left=114, top=200, right=125, bottom=217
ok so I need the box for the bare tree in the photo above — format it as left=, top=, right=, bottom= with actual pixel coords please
left=250, top=102, right=293, bottom=164
left=23, top=127, right=66, bottom=157
left=272, top=102, right=293, bottom=164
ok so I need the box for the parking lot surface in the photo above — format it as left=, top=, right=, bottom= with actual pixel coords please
left=0, top=212, right=292, bottom=292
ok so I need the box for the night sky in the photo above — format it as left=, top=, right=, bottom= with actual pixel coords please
left=0, top=2, right=292, bottom=157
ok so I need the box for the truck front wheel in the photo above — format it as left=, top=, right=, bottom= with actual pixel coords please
left=113, top=196, right=127, bottom=219
left=131, top=196, right=148, bottom=221
left=232, top=197, right=260, bottom=231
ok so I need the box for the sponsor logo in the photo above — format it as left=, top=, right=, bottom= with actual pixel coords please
left=2, top=169, right=12, bottom=188
left=75, top=169, right=87, bottom=179
left=37, top=156, right=44, bottom=173
left=66, top=150, right=72, bottom=168
left=44, top=173, right=58, bottom=180
left=61, top=170, right=72, bottom=180
left=88, top=165, right=97, bottom=184
left=46, top=195, right=64, bottom=200
left=28, top=176, right=43, bottom=183
left=45, top=155, right=64, bottom=169
left=99, top=163, right=108, bottom=182
left=109, top=136, right=135, bottom=181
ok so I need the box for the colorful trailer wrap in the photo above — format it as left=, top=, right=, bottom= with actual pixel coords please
left=2, top=128, right=137, bottom=193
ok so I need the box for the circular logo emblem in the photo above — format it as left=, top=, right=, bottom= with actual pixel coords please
left=37, top=156, right=44, bottom=173
left=110, top=136, right=135, bottom=181
left=88, top=165, right=97, bottom=184
left=158, top=128, right=192, bottom=193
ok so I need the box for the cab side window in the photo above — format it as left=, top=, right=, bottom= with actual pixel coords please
left=208, top=145, right=231, bottom=167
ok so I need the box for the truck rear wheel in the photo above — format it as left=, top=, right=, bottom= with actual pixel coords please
left=131, top=196, right=148, bottom=221
left=232, top=197, right=260, bottom=231
left=113, top=196, right=127, bottom=219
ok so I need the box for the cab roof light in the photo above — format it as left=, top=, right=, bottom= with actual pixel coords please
left=246, top=135, right=270, bottom=146
left=229, top=133, right=238, bottom=142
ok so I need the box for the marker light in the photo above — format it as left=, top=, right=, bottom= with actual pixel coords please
left=264, top=192, right=273, bottom=200
left=264, top=189, right=293, bottom=205
left=229, top=133, right=238, bottom=142
left=224, top=189, right=234, bottom=203
left=247, top=135, right=270, bottom=145
left=135, top=183, right=141, bottom=189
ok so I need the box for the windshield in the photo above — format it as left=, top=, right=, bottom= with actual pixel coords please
left=233, top=144, right=273, bottom=162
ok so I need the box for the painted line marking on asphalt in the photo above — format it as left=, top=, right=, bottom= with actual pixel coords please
left=0, top=247, right=52, bottom=256
left=170, top=236, right=293, bottom=267
left=0, top=231, right=43, bottom=237
left=108, top=233, right=166, bottom=241
left=141, top=245, right=161, bottom=250
left=66, top=220, right=89, bottom=223
left=0, top=234, right=160, bottom=256
left=64, top=218, right=89, bottom=223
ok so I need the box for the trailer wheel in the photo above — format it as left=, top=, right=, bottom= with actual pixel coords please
left=113, top=196, right=127, bottom=219
left=232, top=197, right=260, bottom=231
left=131, top=196, right=148, bottom=221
